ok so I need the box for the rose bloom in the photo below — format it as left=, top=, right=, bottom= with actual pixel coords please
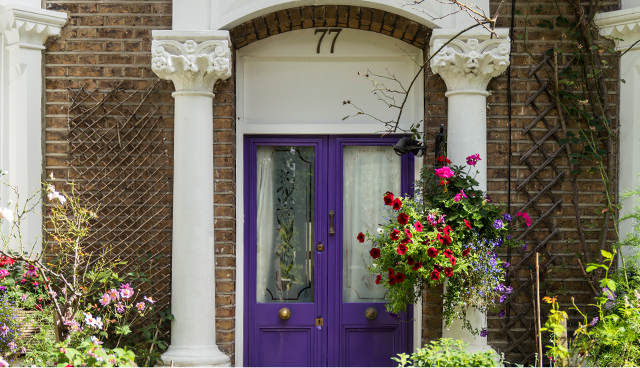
left=434, top=167, right=454, bottom=179
left=427, top=247, right=438, bottom=258
left=397, top=213, right=409, bottom=225
left=369, top=248, right=381, bottom=259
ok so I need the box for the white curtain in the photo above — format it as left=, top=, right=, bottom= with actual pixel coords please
left=256, top=147, right=277, bottom=303
left=343, top=146, right=401, bottom=302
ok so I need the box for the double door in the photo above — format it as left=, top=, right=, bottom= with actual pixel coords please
left=244, top=136, right=414, bottom=366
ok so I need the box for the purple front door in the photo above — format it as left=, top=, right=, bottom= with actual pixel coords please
left=245, top=136, right=413, bottom=367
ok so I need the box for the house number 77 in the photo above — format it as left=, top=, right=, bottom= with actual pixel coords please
left=315, top=29, right=342, bottom=53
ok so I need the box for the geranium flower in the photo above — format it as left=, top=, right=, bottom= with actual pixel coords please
left=0, top=270, right=8, bottom=278
left=395, top=273, right=405, bottom=283
left=414, top=221, right=423, bottom=232
left=437, top=156, right=451, bottom=165
left=464, top=219, right=472, bottom=229
left=427, top=247, right=438, bottom=258
left=454, top=193, right=463, bottom=202
left=412, top=262, right=422, bottom=271
left=392, top=198, right=402, bottom=210
left=435, top=167, right=454, bottom=179
left=407, top=256, right=415, bottom=265
left=136, top=302, right=146, bottom=311
left=390, top=229, right=400, bottom=240
left=375, top=275, right=382, bottom=285
left=449, top=256, right=456, bottom=266
left=99, top=293, right=111, bottom=306
left=462, top=248, right=470, bottom=257
left=404, top=228, right=412, bottom=239
left=444, top=249, right=453, bottom=259
left=430, top=270, right=440, bottom=281
left=369, top=248, right=381, bottom=259
left=438, top=179, right=448, bottom=186
left=444, top=267, right=453, bottom=277
left=397, top=243, right=408, bottom=256
left=466, top=154, right=482, bottom=166
left=397, top=213, right=409, bottom=225
left=384, top=192, right=394, bottom=206
left=357, top=232, right=365, bottom=243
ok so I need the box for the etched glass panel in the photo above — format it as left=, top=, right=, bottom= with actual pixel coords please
left=256, top=146, right=314, bottom=303
left=343, top=146, right=401, bottom=302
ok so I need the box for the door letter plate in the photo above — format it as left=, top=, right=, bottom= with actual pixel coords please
left=315, top=318, right=323, bottom=326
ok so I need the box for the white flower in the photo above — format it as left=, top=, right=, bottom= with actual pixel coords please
left=0, top=207, right=14, bottom=223
left=46, top=189, right=66, bottom=205
left=377, top=228, right=383, bottom=234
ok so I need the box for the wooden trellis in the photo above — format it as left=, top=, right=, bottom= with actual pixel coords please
left=501, top=56, right=574, bottom=365
left=66, top=82, right=173, bottom=308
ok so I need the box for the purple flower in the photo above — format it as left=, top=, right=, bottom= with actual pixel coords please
left=602, top=288, right=616, bottom=301
left=605, top=301, right=614, bottom=309
left=389, top=312, right=399, bottom=320
left=506, top=235, right=511, bottom=240
left=502, top=262, right=510, bottom=269
left=503, top=214, right=512, bottom=222
left=480, top=329, right=488, bottom=337
left=493, top=219, right=503, bottom=229
left=0, top=324, right=8, bottom=337
left=590, top=317, right=599, bottom=326
left=115, top=302, right=125, bottom=314
left=500, top=294, right=507, bottom=303
left=496, top=238, right=504, bottom=247
left=522, top=243, right=528, bottom=251
left=499, top=309, right=505, bottom=318
left=496, top=284, right=506, bottom=292
left=0, top=286, right=6, bottom=292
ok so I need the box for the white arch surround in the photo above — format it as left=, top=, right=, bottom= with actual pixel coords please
left=172, top=0, right=490, bottom=32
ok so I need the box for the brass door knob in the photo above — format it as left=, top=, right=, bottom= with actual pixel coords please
left=279, top=307, right=291, bottom=321
left=316, top=242, right=325, bottom=252
left=365, top=307, right=378, bottom=320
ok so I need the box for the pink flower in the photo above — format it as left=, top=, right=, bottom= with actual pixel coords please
left=108, top=288, right=120, bottom=301
left=120, top=288, right=134, bottom=299
left=136, top=302, right=146, bottom=311
left=144, top=296, right=156, bottom=304
left=435, top=167, right=454, bottom=179
left=466, top=154, right=481, bottom=166
left=20, top=294, right=27, bottom=302
left=516, top=211, right=533, bottom=227
left=0, top=324, right=8, bottom=337
left=99, top=293, right=111, bottom=306
left=414, top=221, right=424, bottom=233
left=0, top=270, right=8, bottom=278
left=115, top=302, right=125, bottom=314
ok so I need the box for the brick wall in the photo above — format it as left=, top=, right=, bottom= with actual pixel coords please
left=42, top=0, right=620, bottom=365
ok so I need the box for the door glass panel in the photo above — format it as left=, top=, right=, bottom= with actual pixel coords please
left=256, top=146, right=315, bottom=303
left=343, top=146, right=401, bottom=302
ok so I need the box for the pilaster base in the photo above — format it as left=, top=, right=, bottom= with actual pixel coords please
left=161, top=345, right=231, bottom=367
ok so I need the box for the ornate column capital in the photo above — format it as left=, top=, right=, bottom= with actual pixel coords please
left=430, top=29, right=511, bottom=95
left=151, top=31, right=232, bottom=93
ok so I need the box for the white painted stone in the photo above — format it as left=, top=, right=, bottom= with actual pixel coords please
left=0, top=3, right=66, bottom=252
left=596, top=8, right=640, bottom=255
left=174, top=0, right=490, bottom=32
left=430, top=27, right=510, bottom=352
left=151, top=30, right=232, bottom=367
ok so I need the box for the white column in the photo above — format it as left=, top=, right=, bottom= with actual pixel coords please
left=151, top=30, right=232, bottom=367
left=430, top=28, right=510, bottom=352
left=0, top=4, right=66, bottom=250
left=596, top=8, right=640, bottom=255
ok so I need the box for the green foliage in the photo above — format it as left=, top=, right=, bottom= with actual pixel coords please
left=392, top=338, right=501, bottom=367
left=20, top=306, right=57, bottom=366
left=52, top=336, right=136, bottom=367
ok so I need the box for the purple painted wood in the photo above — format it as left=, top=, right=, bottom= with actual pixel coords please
left=245, top=135, right=413, bottom=367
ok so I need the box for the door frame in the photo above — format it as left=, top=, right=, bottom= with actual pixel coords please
left=242, top=135, right=418, bottom=366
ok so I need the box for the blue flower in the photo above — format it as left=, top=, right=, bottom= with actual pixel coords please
left=503, top=214, right=512, bottom=222
left=522, top=243, right=528, bottom=251
left=499, top=309, right=505, bottom=318
left=480, top=329, right=488, bottom=337
left=502, top=262, right=510, bottom=269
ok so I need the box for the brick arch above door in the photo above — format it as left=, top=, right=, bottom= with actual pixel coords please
left=229, top=6, right=432, bottom=51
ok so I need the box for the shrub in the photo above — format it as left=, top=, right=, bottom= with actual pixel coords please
left=393, top=338, right=501, bottom=367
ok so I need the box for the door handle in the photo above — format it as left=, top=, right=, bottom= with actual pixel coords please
left=329, top=210, right=335, bottom=234
left=279, top=308, right=291, bottom=321
left=365, top=307, right=378, bottom=320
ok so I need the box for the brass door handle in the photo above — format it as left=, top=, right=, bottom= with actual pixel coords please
left=365, top=307, right=378, bottom=320
left=316, top=242, right=325, bottom=252
left=329, top=210, right=335, bottom=234
left=279, top=307, right=291, bottom=321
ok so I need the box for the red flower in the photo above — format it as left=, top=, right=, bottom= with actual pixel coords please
left=444, top=267, right=453, bottom=277
left=437, top=156, right=451, bottom=164
left=462, top=248, right=470, bottom=257
left=414, top=221, right=424, bottom=233
left=427, top=247, right=438, bottom=258
left=404, top=228, right=413, bottom=239
left=384, top=192, right=394, bottom=206
left=437, top=233, right=451, bottom=246
left=388, top=268, right=395, bottom=276
left=389, top=277, right=396, bottom=286
left=375, top=275, right=382, bottom=285
left=357, top=232, right=365, bottom=243
left=444, top=249, right=453, bottom=259
left=442, top=225, right=452, bottom=236
left=430, top=270, right=440, bottom=281
left=397, top=213, right=409, bottom=225
left=392, top=198, right=402, bottom=210
left=390, top=229, right=401, bottom=241
left=412, top=262, right=423, bottom=271
left=407, top=256, right=415, bottom=265
left=438, top=179, right=449, bottom=186
left=370, top=248, right=381, bottom=259
left=449, top=256, right=456, bottom=266
left=434, top=264, right=443, bottom=272
left=395, top=273, right=405, bottom=283
left=464, top=219, right=472, bottom=229
left=397, top=243, right=408, bottom=256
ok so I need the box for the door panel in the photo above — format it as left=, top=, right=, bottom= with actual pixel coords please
left=259, top=328, right=313, bottom=367
left=344, top=328, right=398, bottom=367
